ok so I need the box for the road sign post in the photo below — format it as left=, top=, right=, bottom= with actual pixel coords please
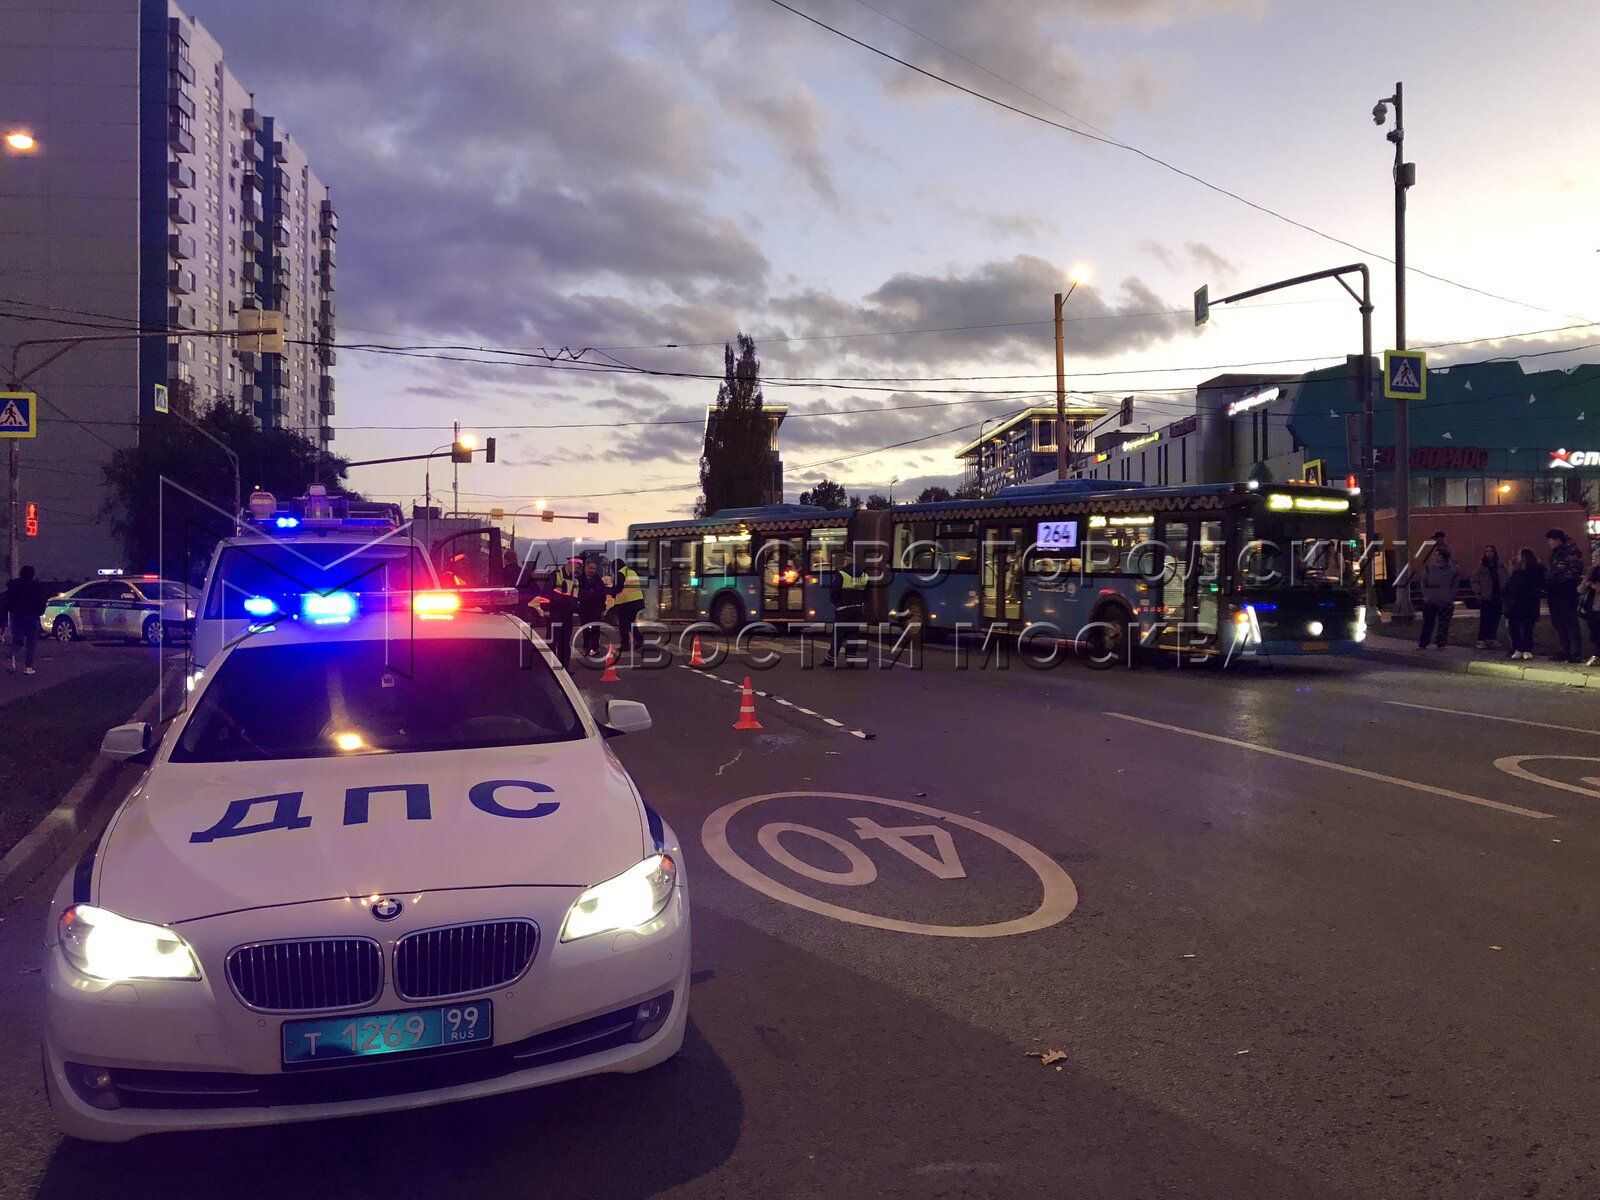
left=0, top=391, right=38, bottom=578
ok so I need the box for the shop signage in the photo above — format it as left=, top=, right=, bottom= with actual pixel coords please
left=1374, top=445, right=1489, bottom=470
left=1169, top=415, right=1198, bottom=438
left=1226, top=386, right=1280, bottom=417
left=1549, top=449, right=1600, bottom=469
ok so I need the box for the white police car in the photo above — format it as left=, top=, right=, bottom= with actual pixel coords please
left=190, top=487, right=441, bottom=671
left=42, top=588, right=688, bottom=1141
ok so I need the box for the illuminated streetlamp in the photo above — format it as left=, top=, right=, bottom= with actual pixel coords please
left=4, top=131, right=37, bottom=152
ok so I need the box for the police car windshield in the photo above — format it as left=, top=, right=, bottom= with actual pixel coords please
left=172, top=636, right=583, bottom=762
left=203, top=542, right=430, bottom=619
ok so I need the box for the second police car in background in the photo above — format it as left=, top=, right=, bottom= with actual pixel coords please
left=42, top=582, right=689, bottom=1140
left=44, top=577, right=195, bottom=646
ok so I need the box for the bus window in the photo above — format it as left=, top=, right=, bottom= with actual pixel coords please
left=937, top=523, right=977, bottom=574
left=1082, top=515, right=1159, bottom=578
left=893, top=522, right=936, bottom=571
left=1195, top=520, right=1222, bottom=633
left=703, top=536, right=752, bottom=577
left=809, top=528, right=845, bottom=573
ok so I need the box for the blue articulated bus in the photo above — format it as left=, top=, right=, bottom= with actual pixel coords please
left=627, top=504, right=865, bottom=633
left=884, top=479, right=1365, bottom=662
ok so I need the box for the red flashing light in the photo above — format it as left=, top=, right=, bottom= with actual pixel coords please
left=24, top=502, right=38, bottom=538
left=414, top=591, right=461, bottom=619
left=1345, top=474, right=1358, bottom=490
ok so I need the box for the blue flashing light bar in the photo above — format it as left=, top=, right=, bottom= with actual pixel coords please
left=243, top=596, right=278, bottom=618
left=274, top=515, right=301, bottom=529
left=301, top=591, right=358, bottom=624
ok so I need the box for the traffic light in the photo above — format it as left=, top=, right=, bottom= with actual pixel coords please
left=541, top=510, right=555, bottom=523
left=1119, top=396, right=1134, bottom=426
left=485, top=437, right=497, bottom=464
left=450, top=440, right=472, bottom=464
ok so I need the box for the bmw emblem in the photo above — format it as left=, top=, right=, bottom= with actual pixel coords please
left=371, top=897, right=403, bottom=921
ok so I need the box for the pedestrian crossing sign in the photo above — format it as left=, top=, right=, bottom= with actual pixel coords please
left=1383, top=349, right=1427, bottom=400
left=0, top=391, right=37, bottom=438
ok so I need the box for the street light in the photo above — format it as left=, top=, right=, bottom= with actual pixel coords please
left=1055, top=264, right=1092, bottom=480
left=4, top=131, right=37, bottom=153
left=889, top=475, right=900, bottom=505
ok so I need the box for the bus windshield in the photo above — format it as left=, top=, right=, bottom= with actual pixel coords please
left=1241, top=513, right=1358, bottom=589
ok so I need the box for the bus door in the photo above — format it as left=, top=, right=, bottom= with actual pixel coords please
left=1160, top=517, right=1195, bottom=632
left=759, top=534, right=806, bottom=621
left=1194, top=520, right=1224, bottom=635
left=660, top=538, right=699, bottom=619
left=980, top=524, right=1025, bottom=623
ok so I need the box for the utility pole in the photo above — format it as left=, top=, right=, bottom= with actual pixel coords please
left=1054, top=292, right=1067, bottom=481
left=1376, top=83, right=1417, bottom=620
left=452, top=418, right=460, bottom=520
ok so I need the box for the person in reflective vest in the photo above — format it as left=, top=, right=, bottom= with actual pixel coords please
left=825, top=549, right=868, bottom=668
left=610, top=558, right=646, bottom=655
left=534, top=557, right=582, bottom=670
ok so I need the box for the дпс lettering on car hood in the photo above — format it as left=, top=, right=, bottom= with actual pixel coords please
left=86, top=741, right=648, bottom=925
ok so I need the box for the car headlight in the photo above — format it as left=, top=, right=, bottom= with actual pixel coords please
left=58, top=905, right=201, bottom=981
left=560, top=854, right=676, bottom=942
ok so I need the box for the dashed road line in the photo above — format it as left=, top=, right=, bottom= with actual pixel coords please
left=675, top=662, right=874, bottom=739
left=1105, top=711, right=1554, bottom=821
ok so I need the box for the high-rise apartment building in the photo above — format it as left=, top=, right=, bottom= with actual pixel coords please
left=0, top=0, right=335, bottom=576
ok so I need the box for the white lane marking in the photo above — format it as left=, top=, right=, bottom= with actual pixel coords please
left=1386, top=701, right=1600, bottom=737
left=1494, top=755, right=1600, bottom=800
left=850, top=730, right=869, bottom=739
left=676, top=664, right=873, bottom=739
left=702, top=792, right=1078, bottom=938
left=795, top=707, right=818, bottom=717
left=1105, top=712, right=1555, bottom=821
left=821, top=717, right=843, bottom=727
left=774, top=698, right=794, bottom=707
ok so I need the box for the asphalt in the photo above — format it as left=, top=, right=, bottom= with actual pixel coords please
left=1, top=640, right=1598, bottom=1199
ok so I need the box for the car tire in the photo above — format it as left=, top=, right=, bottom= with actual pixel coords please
left=52, top=616, right=76, bottom=643
left=142, top=616, right=162, bottom=647
left=711, top=595, right=743, bottom=634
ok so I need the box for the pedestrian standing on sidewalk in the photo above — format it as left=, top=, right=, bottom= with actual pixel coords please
left=1503, top=547, right=1544, bottom=661
left=1471, top=544, right=1508, bottom=650
left=1581, top=563, right=1600, bottom=666
left=4, top=565, right=47, bottom=675
left=1544, top=527, right=1585, bottom=662
left=1416, top=544, right=1460, bottom=650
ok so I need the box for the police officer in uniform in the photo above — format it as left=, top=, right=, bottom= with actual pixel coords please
left=535, top=556, right=582, bottom=670
left=610, top=558, right=646, bottom=656
left=824, top=548, right=868, bottom=668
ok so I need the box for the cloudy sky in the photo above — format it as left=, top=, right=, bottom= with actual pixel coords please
left=184, top=0, right=1600, bottom=536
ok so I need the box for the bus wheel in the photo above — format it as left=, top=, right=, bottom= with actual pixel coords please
left=902, top=595, right=929, bottom=642
left=712, top=596, right=743, bottom=634
left=1087, top=607, right=1134, bottom=667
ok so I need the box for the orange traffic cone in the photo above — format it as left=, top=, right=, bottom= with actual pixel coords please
left=733, top=677, right=763, bottom=731
left=600, top=646, right=620, bottom=683
left=689, top=635, right=706, bottom=668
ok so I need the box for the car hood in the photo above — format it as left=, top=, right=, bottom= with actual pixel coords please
left=93, top=740, right=648, bottom=925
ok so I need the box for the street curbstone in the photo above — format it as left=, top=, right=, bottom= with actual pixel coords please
left=0, top=673, right=168, bottom=899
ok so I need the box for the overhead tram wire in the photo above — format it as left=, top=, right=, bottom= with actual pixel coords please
left=762, top=0, right=1595, bottom=328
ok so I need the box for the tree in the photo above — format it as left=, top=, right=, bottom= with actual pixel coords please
left=698, top=333, right=770, bottom=515
left=848, top=495, right=863, bottom=510
left=916, top=485, right=952, bottom=504
left=101, top=401, right=350, bottom=581
left=798, top=478, right=848, bottom=510
left=952, top=481, right=984, bottom=500
left=864, top=493, right=891, bottom=510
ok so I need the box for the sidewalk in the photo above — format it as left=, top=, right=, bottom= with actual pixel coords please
left=1363, top=623, right=1600, bottom=688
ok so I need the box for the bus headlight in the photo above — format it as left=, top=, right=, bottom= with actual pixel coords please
left=58, top=905, right=201, bottom=981
left=560, top=854, right=677, bottom=942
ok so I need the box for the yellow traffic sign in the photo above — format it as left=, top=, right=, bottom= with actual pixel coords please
left=0, top=391, right=37, bottom=438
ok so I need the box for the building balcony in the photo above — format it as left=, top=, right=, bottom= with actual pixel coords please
left=168, top=120, right=193, bottom=155
left=271, top=140, right=286, bottom=163
left=242, top=108, right=262, bottom=132
left=168, top=160, right=195, bottom=190
left=167, top=268, right=195, bottom=295
left=272, top=221, right=290, bottom=247
left=319, top=425, right=334, bottom=443
left=242, top=229, right=263, bottom=253
left=167, top=232, right=194, bottom=260
left=319, top=200, right=338, bottom=235
left=241, top=170, right=263, bottom=192
left=318, top=266, right=334, bottom=291
left=241, top=134, right=260, bottom=161
left=168, top=303, right=195, bottom=328
left=241, top=198, right=262, bottom=223
left=240, top=260, right=261, bottom=283
left=319, top=396, right=335, bottom=418
left=242, top=383, right=262, bottom=406
left=319, top=243, right=336, bottom=268
left=318, top=345, right=337, bottom=367
left=319, top=297, right=336, bottom=320
left=236, top=348, right=259, bottom=370
left=169, top=55, right=195, bottom=85
left=319, top=373, right=334, bottom=398
left=168, top=87, right=195, bottom=120
left=168, top=196, right=195, bottom=224
left=273, top=166, right=291, bottom=191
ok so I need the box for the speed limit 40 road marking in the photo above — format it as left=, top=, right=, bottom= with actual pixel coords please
left=701, top=792, right=1077, bottom=938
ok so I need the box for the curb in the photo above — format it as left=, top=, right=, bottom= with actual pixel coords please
left=0, top=675, right=169, bottom=899
left=1362, top=641, right=1596, bottom=688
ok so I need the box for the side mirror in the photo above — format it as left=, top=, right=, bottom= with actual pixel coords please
left=601, top=699, right=652, bottom=737
left=100, top=722, right=152, bottom=762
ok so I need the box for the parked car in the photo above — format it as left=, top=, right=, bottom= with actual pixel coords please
left=43, top=577, right=195, bottom=646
